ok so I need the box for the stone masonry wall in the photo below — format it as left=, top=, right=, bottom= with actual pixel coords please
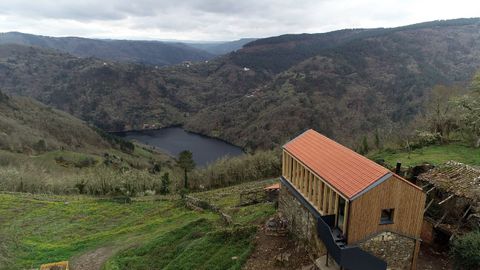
left=359, top=231, right=415, bottom=270
left=280, top=182, right=417, bottom=270
left=278, top=183, right=326, bottom=257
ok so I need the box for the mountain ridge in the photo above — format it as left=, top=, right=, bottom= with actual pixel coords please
left=0, top=31, right=214, bottom=66
left=2, top=18, right=480, bottom=150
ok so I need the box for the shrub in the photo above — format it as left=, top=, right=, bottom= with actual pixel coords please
left=54, top=156, right=66, bottom=164
left=75, top=179, right=88, bottom=194
left=33, top=139, right=47, bottom=153
left=75, top=157, right=97, bottom=168
left=120, top=141, right=135, bottom=154
left=412, top=131, right=442, bottom=149
left=451, top=231, right=480, bottom=270
left=0, top=163, right=171, bottom=196
left=0, top=91, right=9, bottom=103
left=159, top=172, right=170, bottom=195
left=189, top=150, right=280, bottom=189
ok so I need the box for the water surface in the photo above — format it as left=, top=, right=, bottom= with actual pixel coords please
left=115, top=127, right=244, bottom=166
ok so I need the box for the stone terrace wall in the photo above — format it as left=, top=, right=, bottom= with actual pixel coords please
left=278, top=183, right=326, bottom=257
left=358, top=232, right=415, bottom=270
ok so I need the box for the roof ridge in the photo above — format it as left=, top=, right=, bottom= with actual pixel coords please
left=283, top=129, right=395, bottom=199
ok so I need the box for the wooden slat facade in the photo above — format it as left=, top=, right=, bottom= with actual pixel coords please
left=282, top=150, right=350, bottom=233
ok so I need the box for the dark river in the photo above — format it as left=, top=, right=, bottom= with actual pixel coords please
left=115, top=127, right=244, bottom=166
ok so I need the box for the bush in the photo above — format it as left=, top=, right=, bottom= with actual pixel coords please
left=120, top=141, right=135, bottom=154
left=33, top=139, right=47, bottom=153
left=75, top=157, right=97, bottom=168
left=189, top=150, right=280, bottom=189
left=412, top=131, right=442, bottom=149
left=159, top=172, right=170, bottom=195
left=451, top=231, right=480, bottom=270
left=54, top=156, right=66, bottom=164
left=0, top=164, right=170, bottom=196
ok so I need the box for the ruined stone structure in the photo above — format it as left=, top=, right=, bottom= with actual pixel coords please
left=418, top=161, right=480, bottom=246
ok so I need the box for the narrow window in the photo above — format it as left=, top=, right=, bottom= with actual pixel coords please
left=380, top=208, right=394, bottom=224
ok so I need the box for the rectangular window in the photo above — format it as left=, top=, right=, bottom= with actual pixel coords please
left=380, top=208, right=394, bottom=224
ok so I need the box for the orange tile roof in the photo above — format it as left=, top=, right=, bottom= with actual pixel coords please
left=283, top=129, right=391, bottom=199
left=264, top=183, right=280, bottom=190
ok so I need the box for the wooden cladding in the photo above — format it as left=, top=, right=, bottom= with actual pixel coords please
left=282, top=150, right=349, bottom=232
left=347, top=176, right=426, bottom=244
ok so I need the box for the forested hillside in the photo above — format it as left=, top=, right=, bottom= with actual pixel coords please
left=0, top=91, right=109, bottom=153
left=0, top=32, right=213, bottom=66
left=186, top=18, right=480, bottom=148
left=2, top=18, right=480, bottom=150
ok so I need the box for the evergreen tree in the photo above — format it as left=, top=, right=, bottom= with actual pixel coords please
left=361, top=136, right=369, bottom=154
left=159, top=172, right=170, bottom=195
left=374, top=130, right=381, bottom=150
left=177, top=150, right=195, bottom=189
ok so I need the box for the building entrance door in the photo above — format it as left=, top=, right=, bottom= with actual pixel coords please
left=337, top=197, right=346, bottom=232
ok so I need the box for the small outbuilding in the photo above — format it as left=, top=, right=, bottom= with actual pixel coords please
left=279, top=129, right=426, bottom=270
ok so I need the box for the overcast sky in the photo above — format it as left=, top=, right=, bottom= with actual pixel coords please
left=0, top=0, right=479, bottom=41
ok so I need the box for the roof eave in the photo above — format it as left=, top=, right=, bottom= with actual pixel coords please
left=349, top=172, right=393, bottom=201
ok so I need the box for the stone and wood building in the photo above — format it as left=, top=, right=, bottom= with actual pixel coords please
left=279, top=129, right=426, bottom=270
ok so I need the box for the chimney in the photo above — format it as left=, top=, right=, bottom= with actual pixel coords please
left=395, top=162, right=402, bottom=174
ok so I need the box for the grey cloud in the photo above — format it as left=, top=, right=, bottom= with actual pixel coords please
left=0, top=0, right=477, bottom=41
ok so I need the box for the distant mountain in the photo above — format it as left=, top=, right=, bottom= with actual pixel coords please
left=2, top=18, right=480, bottom=151
left=0, top=32, right=214, bottom=66
left=185, top=38, right=257, bottom=55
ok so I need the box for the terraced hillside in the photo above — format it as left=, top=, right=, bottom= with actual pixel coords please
left=0, top=180, right=277, bottom=270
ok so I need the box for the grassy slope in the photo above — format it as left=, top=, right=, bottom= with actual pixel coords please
left=369, top=143, right=480, bottom=167
left=0, top=193, right=213, bottom=269
left=0, top=179, right=277, bottom=269
left=104, top=179, right=276, bottom=270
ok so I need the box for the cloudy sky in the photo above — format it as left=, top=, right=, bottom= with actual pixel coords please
left=0, top=0, right=478, bottom=41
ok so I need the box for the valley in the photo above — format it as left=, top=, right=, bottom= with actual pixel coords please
left=2, top=19, right=480, bottom=150
left=1, top=15, right=480, bottom=270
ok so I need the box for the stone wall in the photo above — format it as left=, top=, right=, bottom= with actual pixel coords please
left=278, top=183, right=326, bottom=257
left=279, top=182, right=418, bottom=270
left=358, top=231, right=415, bottom=270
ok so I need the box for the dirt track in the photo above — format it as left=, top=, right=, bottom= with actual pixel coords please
left=70, top=246, right=116, bottom=270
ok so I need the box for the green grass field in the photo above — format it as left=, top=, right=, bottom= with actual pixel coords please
left=104, top=179, right=277, bottom=270
left=369, top=143, right=480, bottom=167
left=0, top=179, right=278, bottom=270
